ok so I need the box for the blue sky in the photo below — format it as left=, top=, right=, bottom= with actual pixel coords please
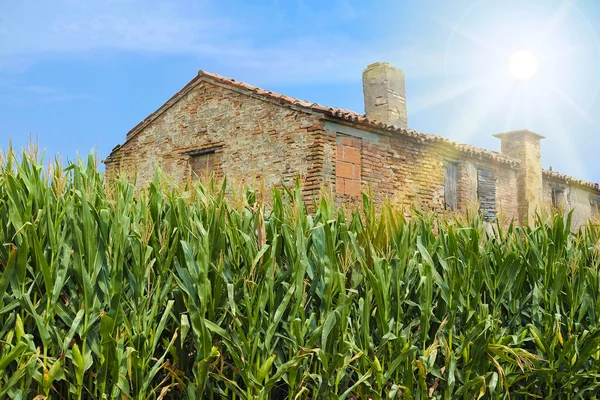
left=1, top=0, right=599, bottom=182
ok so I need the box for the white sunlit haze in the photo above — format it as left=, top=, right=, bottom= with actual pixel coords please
left=408, top=0, right=600, bottom=181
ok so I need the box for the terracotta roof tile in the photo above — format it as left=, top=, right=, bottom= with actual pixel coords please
left=196, top=70, right=521, bottom=167
left=111, top=69, right=521, bottom=167
left=543, top=169, right=600, bottom=192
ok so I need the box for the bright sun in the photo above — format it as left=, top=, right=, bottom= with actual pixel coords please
left=509, top=51, right=539, bottom=80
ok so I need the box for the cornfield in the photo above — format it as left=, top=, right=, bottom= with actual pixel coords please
left=1, top=149, right=600, bottom=399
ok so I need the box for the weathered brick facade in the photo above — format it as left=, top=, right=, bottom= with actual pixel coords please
left=319, top=120, right=520, bottom=222
left=106, top=78, right=328, bottom=202
left=105, top=63, right=600, bottom=227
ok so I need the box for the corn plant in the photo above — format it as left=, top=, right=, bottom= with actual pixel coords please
left=0, top=147, right=600, bottom=399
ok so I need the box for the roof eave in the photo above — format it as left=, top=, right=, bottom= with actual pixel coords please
left=108, top=69, right=522, bottom=169
left=543, top=169, right=600, bottom=191
left=322, top=116, right=521, bottom=168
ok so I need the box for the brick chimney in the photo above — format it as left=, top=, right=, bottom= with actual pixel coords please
left=362, top=62, right=408, bottom=129
left=493, top=130, right=546, bottom=225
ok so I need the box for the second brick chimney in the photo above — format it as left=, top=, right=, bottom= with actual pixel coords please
left=362, top=62, right=408, bottom=129
left=494, top=130, right=546, bottom=225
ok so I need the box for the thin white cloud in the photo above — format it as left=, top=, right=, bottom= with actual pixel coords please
left=0, top=0, right=444, bottom=85
left=0, top=1, right=227, bottom=55
left=0, top=81, right=96, bottom=105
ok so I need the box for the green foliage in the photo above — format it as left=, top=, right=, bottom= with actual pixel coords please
left=0, top=149, right=600, bottom=399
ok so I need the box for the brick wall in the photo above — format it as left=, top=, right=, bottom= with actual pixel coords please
left=106, top=71, right=600, bottom=228
left=107, top=81, right=522, bottom=222
left=495, top=167, right=519, bottom=222
left=106, top=81, right=327, bottom=202
left=326, top=121, right=520, bottom=220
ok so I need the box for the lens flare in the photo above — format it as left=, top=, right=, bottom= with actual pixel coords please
left=509, top=51, right=539, bottom=80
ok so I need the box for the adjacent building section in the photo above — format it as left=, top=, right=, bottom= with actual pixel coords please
left=542, top=169, right=600, bottom=229
left=105, top=64, right=600, bottom=228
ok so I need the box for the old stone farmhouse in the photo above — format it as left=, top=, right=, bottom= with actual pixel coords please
left=105, top=62, right=600, bottom=227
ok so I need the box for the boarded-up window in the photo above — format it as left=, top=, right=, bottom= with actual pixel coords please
left=184, top=146, right=223, bottom=178
left=551, top=186, right=565, bottom=209
left=477, top=168, right=497, bottom=221
left=335, top=135, right=362, bottom=197
left=444, top=162, right=458, bottom=211
left=590, top=196, right=600, bottom=216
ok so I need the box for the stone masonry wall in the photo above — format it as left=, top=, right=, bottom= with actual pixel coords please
left=495, top=167, right=520, bottom=222
left=105, top=81, right=327, bottom=201
left=499, top=135, right=543, bottom=225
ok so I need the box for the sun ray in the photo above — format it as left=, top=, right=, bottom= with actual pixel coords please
left=550, top=84, right=600, bottom=129
left=542, top=44, right=592, bottom=62
left=410, top=73, right=495, bottom=115
left=442, top=71, right=515, bottom=144
left=532, top=0, right=576, bottom=48
left=537, top=93, right=588, bottom=178
left=503, top=84, right=522, bottom=130
left=432, top=0, right=599, bottom=183
left=436, top=15, right=504, bottom=56
left=525, top=84, right=533, bottom=129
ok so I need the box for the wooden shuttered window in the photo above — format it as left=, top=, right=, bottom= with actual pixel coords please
left=183, top=146, right=223, bottom=178
left=590, top=196, right=600, bottom=216
left=444, top=162, right=458, bottom=211
left=335, top=135, right=362, bottom=198
left=477, top=168, right=497, bottom=221
left=551, top=186, right=565, bottom=209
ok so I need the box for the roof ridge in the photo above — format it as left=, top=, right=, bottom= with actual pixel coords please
left=197, top=70, right=520, bottom=167
left=111, top=69, right=522, bottom=168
